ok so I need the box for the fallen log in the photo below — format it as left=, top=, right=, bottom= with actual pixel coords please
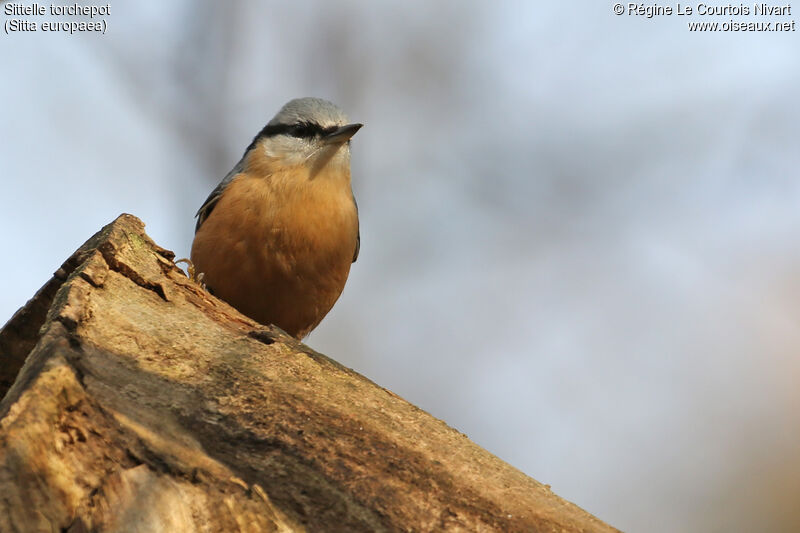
left=0, top=214, right=617, bottom=532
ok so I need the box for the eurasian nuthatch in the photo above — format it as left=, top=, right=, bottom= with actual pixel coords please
left=189, top=97, right=362, bottom=338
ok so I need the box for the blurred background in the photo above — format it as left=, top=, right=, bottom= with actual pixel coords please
left=2, top=1, right=799, bottom=531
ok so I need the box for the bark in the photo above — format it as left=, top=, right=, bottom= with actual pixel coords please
left=0, top=214, right=618, bottom=533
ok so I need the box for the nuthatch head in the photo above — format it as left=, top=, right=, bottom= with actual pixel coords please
left=189, top=97, right=362, bottom=338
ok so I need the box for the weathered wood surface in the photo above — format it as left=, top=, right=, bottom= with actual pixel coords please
left=0, top=214, right=618, bottom=532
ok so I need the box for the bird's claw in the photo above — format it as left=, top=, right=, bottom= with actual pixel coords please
left=175, top=258, right=206, bottom=289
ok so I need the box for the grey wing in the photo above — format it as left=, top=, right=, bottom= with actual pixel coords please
left=352, top=194, right=360, bottom=263
left=195, top=157, right=245, bottom=232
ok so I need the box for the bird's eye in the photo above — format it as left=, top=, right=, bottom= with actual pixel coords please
left=288, top=123, right=318, bottom=138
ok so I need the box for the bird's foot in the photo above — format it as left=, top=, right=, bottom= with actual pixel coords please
left=175, top=258, right=206, bottom=289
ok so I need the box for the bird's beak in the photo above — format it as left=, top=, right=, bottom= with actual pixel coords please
left=322, top=123, right=363, bottom=145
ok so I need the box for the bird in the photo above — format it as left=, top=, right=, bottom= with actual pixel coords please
left=188, top=97, right=362, bottom=339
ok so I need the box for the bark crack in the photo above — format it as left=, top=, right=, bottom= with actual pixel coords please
left=97, top=242, right=168, bottom=302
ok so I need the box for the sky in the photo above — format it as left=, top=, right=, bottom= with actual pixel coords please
left=2, top=2, right=800, bottom=531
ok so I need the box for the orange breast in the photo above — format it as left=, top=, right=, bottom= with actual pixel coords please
left=190, top=171, right=359, bottom=338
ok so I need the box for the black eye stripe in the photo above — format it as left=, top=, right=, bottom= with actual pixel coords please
left=244, top=122, right=339, bottom=153
left=286, top=123, right=323, bottom=138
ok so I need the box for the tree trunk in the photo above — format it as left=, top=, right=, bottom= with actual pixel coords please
left=0, top=214, right=617, bottom=532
